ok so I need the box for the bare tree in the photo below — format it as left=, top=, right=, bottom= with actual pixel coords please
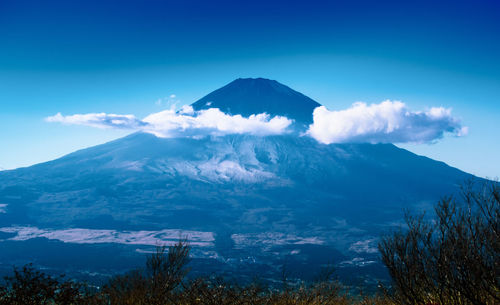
left=103, top=238, right=191, bottom=305
left=379, top=181, right=500, bottom=305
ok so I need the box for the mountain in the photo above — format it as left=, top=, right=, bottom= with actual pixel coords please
left=0, top=78, right=478, bottom=285
left=191, top=78, right=321, bottom=124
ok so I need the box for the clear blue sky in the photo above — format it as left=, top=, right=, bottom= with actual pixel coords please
left=1, top=0, right=499, bottom=178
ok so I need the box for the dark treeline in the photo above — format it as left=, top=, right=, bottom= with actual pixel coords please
left=0, top=181, right=498, bottom=305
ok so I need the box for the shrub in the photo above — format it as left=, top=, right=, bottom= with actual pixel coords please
left=0, top=263, right=89, bottom=305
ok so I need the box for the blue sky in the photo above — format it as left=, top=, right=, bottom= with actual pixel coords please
left=1, top=0, right=499, bottom=178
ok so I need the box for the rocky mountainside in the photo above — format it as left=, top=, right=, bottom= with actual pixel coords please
left=0, top=78, right=477, bottom=285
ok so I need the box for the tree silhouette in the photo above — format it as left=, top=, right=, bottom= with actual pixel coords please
left=379, top=181, right=499, bottom=305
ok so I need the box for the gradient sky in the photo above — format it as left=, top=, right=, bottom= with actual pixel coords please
left=1, top=0, right=499, bottom=178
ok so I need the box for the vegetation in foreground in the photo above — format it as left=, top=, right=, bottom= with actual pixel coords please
left=0, top=181, right=498, bottom=305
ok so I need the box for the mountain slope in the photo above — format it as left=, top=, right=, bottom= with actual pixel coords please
left=1, top=133, right=470, bottom=227
left=0, top=79, right=479, bottom=285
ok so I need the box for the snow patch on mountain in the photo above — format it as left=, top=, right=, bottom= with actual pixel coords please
left=0, top=227, right=215, bottom=247
left=349, top=238, right=378, bottom=254
left=232, top=232, right=324, bottom=250
left=148, top=159, right=278, bottom=183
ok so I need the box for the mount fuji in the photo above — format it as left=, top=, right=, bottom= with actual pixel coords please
left=0, top=78, right=477, bottom=285
left=192, top=78, right=320, bottom=125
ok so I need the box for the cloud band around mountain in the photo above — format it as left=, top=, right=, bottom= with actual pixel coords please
left=307, top=101, right=467, bottom=144
left=46, top=106, right=293, bottom=137
left=46, top=101, right=466, bottom=144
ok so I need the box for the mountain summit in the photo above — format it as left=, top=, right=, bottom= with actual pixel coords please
left=191, top=78, right=321, bottom=124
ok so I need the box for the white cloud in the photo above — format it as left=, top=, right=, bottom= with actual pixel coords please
left=46, top=100, right=467, bottom=144
left=307, top=101, right=467, bottom=144
left=46, top=107, right=293, bottom=138
left=155, top=94, right=179, bottom=108
left=143, top=107, right=292, bottom=138
left=46, top=112, right=145, bottom=129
